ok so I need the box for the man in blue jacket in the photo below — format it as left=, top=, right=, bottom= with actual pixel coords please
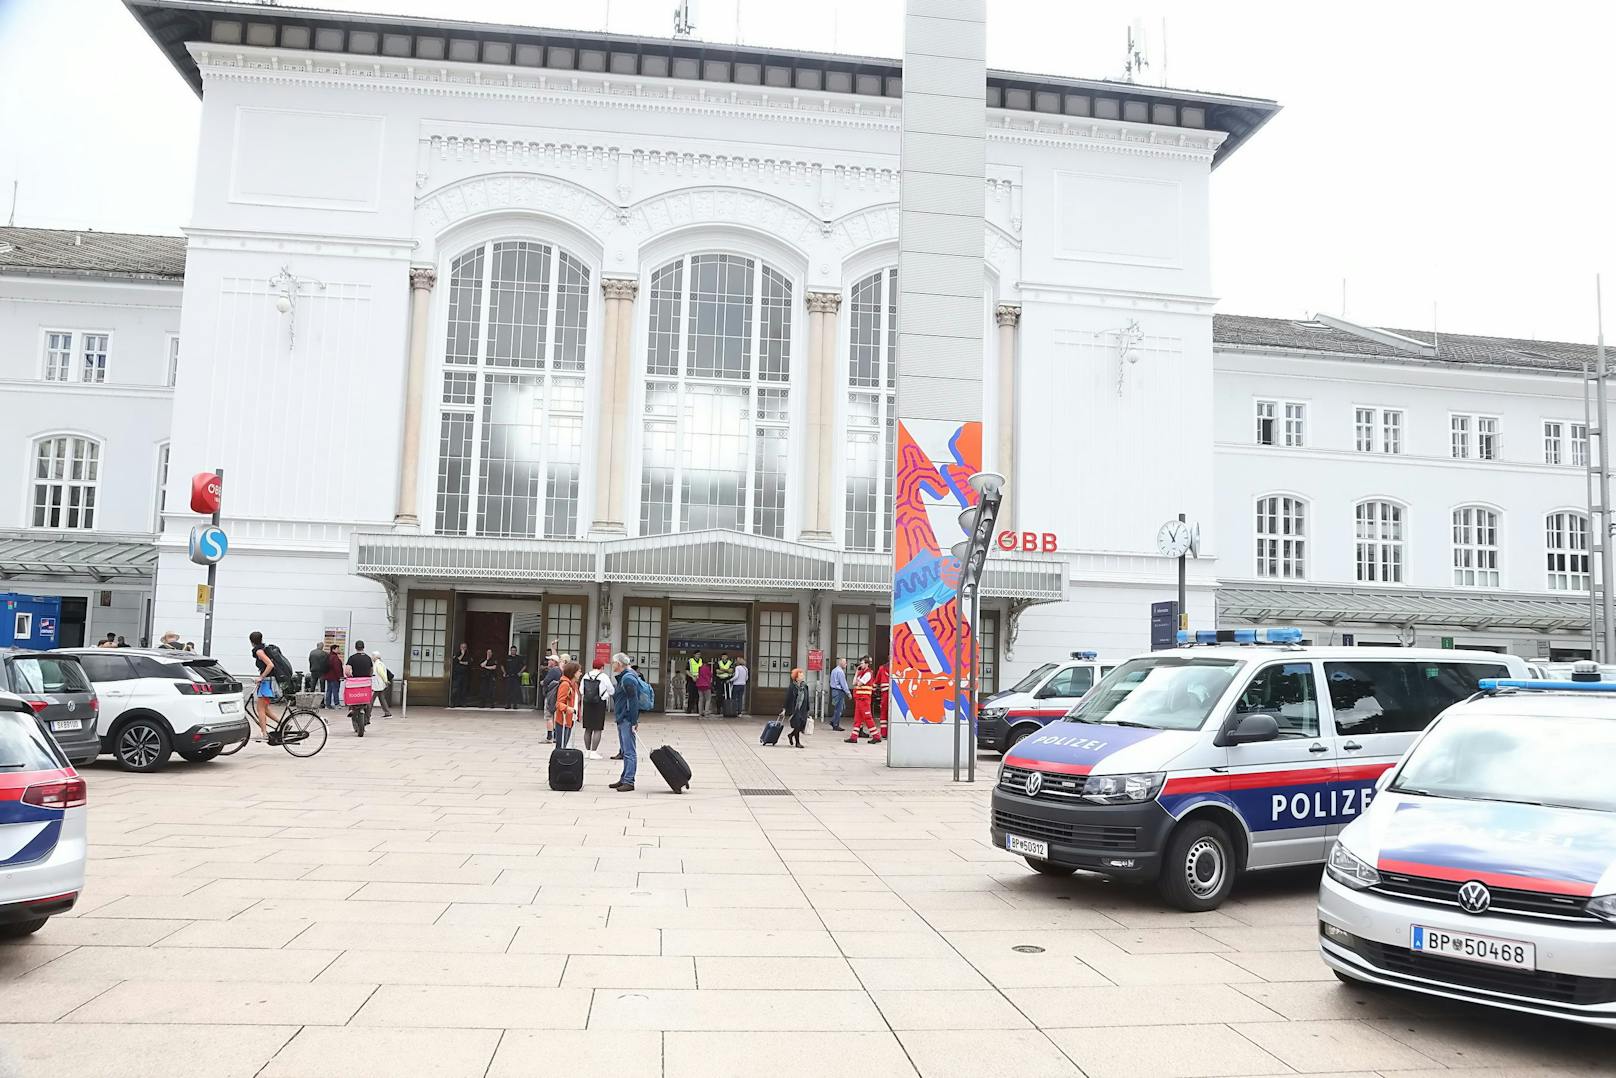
left=610, top=652, right=646, bottom=792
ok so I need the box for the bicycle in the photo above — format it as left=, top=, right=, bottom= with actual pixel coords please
left=228, top=679, right=328, bottom=757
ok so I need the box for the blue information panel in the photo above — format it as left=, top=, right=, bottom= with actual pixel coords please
left=1150, top=601, right=1180, bottom=651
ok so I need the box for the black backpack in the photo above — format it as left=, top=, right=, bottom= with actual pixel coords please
left=582, top=674, right=602, bottom=706
left=263, top=643, right=295, bottom=684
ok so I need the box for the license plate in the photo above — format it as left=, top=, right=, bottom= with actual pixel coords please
left=50, top=720, right=78, bottom=732
left=1006, top=834, right=1049, bottom=859
left=219, top=700, right=239, bottom=713
left=1411, top=925, right=1535, bottom=971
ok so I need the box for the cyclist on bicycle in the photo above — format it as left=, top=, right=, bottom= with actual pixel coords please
left=345, top=641, right=376, bottom=734
left=248, top=631, right=277, bottom=740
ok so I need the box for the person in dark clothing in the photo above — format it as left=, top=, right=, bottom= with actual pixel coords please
left=503, top=646, right=526, bottom=709
left=324, top=647, right=344, bottom=709
left=783, top=667, right=811, bottom=747
left=478, top=649, right=499, bottom=706
left=541, top=660, right=562, bottom=742
left=450, top=643, right=471, bottom=707
left=308, top=642, right=329, bottom=700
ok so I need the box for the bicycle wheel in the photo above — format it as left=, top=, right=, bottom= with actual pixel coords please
left=218, top=726, right=250, bottom=756
left=276, top=709, right=328, bottom=758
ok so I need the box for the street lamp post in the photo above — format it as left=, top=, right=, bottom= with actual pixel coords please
left=949, top=471, right=1005, bottom=783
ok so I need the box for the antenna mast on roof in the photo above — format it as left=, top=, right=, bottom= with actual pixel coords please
left=1124, top=21, right=1149, bottom=83
left=6, top=180, right=15, bottom=228
left=673, top=0, right=696, bottom=38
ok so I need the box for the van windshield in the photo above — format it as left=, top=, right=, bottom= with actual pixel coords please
left=1009, top=663, right=1057, bottom=694
left=1065, top=656, right=1241, bottom=731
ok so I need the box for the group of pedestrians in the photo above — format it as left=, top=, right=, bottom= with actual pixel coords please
left=681, top=652, right=749, bottom=716
left=303, top=640, right=393, bottom=716
left=825, top=654, right=886, bottom=744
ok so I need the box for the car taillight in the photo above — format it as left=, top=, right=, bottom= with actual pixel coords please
left=24, top=699, right=48, bottom=714
left=22, top=778, right=87, bottom=809
left=90, top=696, right=99, bottom=712
left=175, top=682, right=213, bottom=695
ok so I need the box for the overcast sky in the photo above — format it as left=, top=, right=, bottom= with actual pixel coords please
left=1, top=0, right=1611, bottom=341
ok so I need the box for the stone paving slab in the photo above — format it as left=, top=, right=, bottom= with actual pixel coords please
left=0, top=707, right=1608, bottom=1077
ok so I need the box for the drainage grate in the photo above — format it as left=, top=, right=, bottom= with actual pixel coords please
left=739, top=788, right=793, bottom=796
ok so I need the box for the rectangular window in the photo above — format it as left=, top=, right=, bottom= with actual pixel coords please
left=624, top=601, right=665, bottom=694
left=407, top=597, right=448, bottom=679
left=81, top=334, right=108, bottom=383
left=1354, top=407, right=1403, bottom=454
left=1450, top=414, right=1471, bottom=459
left=1354, top=408, right=1374, bottom=452
left=1546, top=512, right=1591, bottom=591
left=1381, top=409, right=1403, bottom=454
left=1452, top=506, right=1501, bottom=588
left=1572, top=423, right=1590, bottom=468
left=1235, top=662, right=1319, bottom=738
left=1283, top=402, right=1306, bottom=447
left=1255, top=400, right=1304, bottom=447
left=166, top=336, right=180, bottom=387
left=44, top=332, right=73, bottom=381
left=1545, top=421, right=1564, bottom=465
left=1255, top=400, right=1276, bottom=446
left=1477, top=416, right=1498, bottom=460
left=1255, top=495, right=1306, bottom=579
left=1325, top=660, right=1508, bottom=736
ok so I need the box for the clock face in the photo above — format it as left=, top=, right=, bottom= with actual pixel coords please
left=1157, top=520, right=1193, bottom=557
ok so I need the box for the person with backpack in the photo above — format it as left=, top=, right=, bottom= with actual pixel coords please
left=694, top=658, right=713, bottom=717
left=610, top=652, right=650, bottom=792
left=579, top=658, right=613, bottom=759
left=247, top=631, right=281, bottom=740
left=541, top=658, right=562, bottom=741
left=371, top=652, right=394, bottom=717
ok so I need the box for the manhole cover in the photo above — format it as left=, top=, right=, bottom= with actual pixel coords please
left=1012, top=945, right=1045, bottom=954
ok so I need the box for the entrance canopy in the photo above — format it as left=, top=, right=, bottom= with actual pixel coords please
left=352, top=529, right=1064, bottom=601
left=1218, top=583, right=1591, bottom=633
left=0, top=530, right=157, bottom=583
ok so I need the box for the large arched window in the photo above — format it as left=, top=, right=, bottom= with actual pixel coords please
left=640, top=253, right=792, bottom=538
left=1452, top=505, right=1501, bottom=587
left=1255, top=494, right=1306, bottom=579
left=845, top=268, right=897, bottom=553
left=1354, top=500, right=1404, bottom=583
left=31, top=434, right=100, bottom=530
left=434, top=240, right=591, bottom=539
left=1546, top=510, right=1590, bottom=591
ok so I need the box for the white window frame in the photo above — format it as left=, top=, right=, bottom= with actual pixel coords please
left=1545, top=510, right=1590, bottom=592
left=153, top=442, right=170, bottom=532
left=1255, top=399, right=1277, bottom=445
left=1571, top=421, right=1590, bottom=468
left=1353, top=405, right=1403, bottom=454
left=1452, top=412, right=1499, bottom=460
left=165, top=334, right=181, bottom=388
left=1255, top=493, right=1307, bottom=580
left=80, top=331, right=111, bottom=384
left=28, top=432, right=102, bottom=531
left=1255, top=399, right=1306, bottom=448
left=41, top=329, right=75, bottom=382
left=1354, top=499, right=1405, bottom=584
left=844, top=267, right=898, bottom=554
left=1544, top=420, right=1564, bottom=465
left=1451, top=504, right=1502, bottom=588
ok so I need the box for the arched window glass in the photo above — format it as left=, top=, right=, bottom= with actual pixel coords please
left=1452, top=505, right=1501, bottom=587
left=1546, top=511, right=1590, bottom=591
left=32, top=435, right=100, bottom=530
left=640, top=254, right=792, bottom=538
left=1354, top=500, right=1404, bottom=583
left=845, top=268, right=898, bottom=553
left=1255, top=495, right=1306, bottom=579
left=433, top=240, right=590, bottom=539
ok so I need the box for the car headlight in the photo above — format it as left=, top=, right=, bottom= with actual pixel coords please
left=1080, top=772, right=1164, bottom=805
left=1326, top=841, right=1381, bottom=890
left=1587, top=894, right=1616, bottom=924
left=980, top=707, right=1006, bottom=722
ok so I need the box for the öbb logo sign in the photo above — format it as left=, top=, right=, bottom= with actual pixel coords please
left=997, top=531, right=1058, bottom=553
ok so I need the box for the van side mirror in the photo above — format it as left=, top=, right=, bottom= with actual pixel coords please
left=1218, top=712, right=1280, bottom=747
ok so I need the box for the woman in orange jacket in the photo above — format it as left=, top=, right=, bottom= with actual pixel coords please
left=553, top=660, right=580, bottom=750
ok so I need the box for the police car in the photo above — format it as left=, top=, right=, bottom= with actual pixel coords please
left=0, top=690, right=86, bottom=939
left=990, top=628, right=1530, bottom=910
left=1320, top=667, right=1616, bottom=1027
left=978, top=652, right=1116, bottom=753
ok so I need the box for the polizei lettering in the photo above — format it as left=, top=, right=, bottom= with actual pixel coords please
left=1028, top=735, right=1109, bottom=752
left=1270, top=785, right=1376, bottom=823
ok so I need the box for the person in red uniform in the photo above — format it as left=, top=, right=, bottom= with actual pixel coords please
left=874, top=660, right=891, bottom=740
left=847, top=657, right=881, bottom=744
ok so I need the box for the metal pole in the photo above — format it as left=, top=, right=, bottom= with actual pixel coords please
left=967, top=584, right=980, bottom=783
left=1586, top=361, right=1600, bottom=660
left=201, top=465, right=222, bottom=658
left=1598, top=277, right=1614, bottom=663
left=1176, top=511, right=1188, bottom=630
left=951, top=574, right=964, bottom=783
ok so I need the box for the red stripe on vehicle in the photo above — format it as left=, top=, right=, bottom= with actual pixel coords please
left=1005, top=710, right=1055, bottom=718
left=1221, top=766, right=1337, bottom=790
left=1376, top=858, right=1597, bottom=898
left=1004, top=756, right=1092, bottom=776
left=1336, top=762, right=1394, bottom=783
left=1162, top=774, right=1230, bottom=795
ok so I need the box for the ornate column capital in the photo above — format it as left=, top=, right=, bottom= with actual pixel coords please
left=601, top=277, right=639, bottom=301
left=806, top=291, right=843, bottom=315
left=408, top=266, right=438, bottom=292
left=995, top=303, right=1022, bottom=328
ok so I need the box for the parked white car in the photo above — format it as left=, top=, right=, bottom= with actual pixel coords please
left=55, top=649, right=251, bottom=772
left=0, top=690, right=86, bottom=939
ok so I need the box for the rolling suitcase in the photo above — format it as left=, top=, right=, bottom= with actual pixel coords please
left=760, top=720, right=784, bottom=746
left=548, top=747, right=585, bottom=791
left=723, top=691, right=742, bottom=718
left=649, top=745, right=691, bottom=793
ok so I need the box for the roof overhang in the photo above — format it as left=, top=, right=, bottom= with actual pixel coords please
left=123, top=0, right=1278, bottom=167
left=352, top=529, right=1064, bottom=603
left=0, top=531, right=158, bottom=584
left=1218, top=583, right=1592, bottom=634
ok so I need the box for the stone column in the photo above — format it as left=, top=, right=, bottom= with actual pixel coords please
left=802, top=291, right=842, bottom=542
left=995, top=303, right=1021, bottom=530
left=591, top=278, right=638, bottom=536
left=394, top=266, right=437, bottom=528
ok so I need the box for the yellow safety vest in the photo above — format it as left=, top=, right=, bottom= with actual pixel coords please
left=687, top=657, right=702, bottom=677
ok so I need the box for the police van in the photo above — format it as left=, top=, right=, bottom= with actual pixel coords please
left=990, top=629, right=1531, bottom=910
left=978, top=652, right=1116, bottom=753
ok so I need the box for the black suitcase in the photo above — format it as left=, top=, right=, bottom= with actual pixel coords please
left=760, top=719, right=783, bottom=746
left=649, top=745, right=691, bottom=793
left=723, top=691, right=741, bottom=718
left=548, top=747, right=585, bottom=791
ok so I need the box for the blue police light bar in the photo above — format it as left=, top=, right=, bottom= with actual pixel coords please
left=1071, top=650, right=1098, bottom=660
left=1176, top=627, right=1302, bottom=646
left=1480, top=678, right=1616, bottom=693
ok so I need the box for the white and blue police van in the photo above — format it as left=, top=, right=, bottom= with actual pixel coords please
left=1321, top=665, right=1616, bottom=1027
left=978, top=651, right=1117, bottom=754
left=990, top=628, right=1531, bottom=910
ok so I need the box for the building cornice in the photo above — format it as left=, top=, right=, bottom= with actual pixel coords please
left=183, top=226, right=418, bottom=260
left=1215, top=342, right=1585, bottom=381
left=0, top=379, right=176, bottom=400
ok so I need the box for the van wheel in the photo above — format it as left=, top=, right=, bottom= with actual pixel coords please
left=1158, top=819, right=1237, bottom=911
left=114, top=719, right=172, bottom=773
left=1025, top=857, right=1079, bottom=877
left=1005, top=725, right=1037, bottom=751
left=178, top=746, right=222, bottom=763
left=0, top=919, right=47, bottom=940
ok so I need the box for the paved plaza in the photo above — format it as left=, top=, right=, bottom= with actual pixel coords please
left=0, top=708, right=1607, bottom=1077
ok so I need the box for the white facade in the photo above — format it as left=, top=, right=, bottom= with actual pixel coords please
left=0, top=249, right=179, bottom=645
